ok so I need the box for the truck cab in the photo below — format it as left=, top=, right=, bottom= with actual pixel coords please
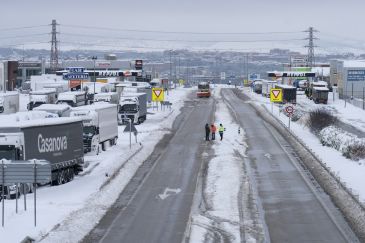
left=118, top=93, right=147, bottom=124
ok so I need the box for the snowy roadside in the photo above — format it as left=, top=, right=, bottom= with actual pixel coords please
left=245, top=88, right=365, bottom=203
left=189, top=87, right=264, bottom=243
left=0, top=87, right=192, bottom=243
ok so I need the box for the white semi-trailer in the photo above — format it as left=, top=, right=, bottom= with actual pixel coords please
left=57, top=91, right=87, bottom=107
left=28, top=89, right=57, bottom=110
left=0, top=92, right=19, bottom=114
left=70, top=103, right=118, bottom=154
left=0, top=117, right=84, bottom=185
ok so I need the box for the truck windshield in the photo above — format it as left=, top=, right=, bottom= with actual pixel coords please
left=0, top=145, right=17, bottom=160
left=120, top=104, right=137, bottom=112
left=83, top=126, right=96, bottom=135
left=198, top=84, right=209, bottom=90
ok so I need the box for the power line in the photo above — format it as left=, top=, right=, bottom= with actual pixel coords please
left=61, top=24, right=302, bottom=36
left=0, top=25, right=49, bottom=32
left=60, top=32, right=303, bottom=43
left=0, top=33, right=49, bottom=40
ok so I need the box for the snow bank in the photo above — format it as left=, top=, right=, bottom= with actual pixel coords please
left=320, top=126, right=365, bottom=161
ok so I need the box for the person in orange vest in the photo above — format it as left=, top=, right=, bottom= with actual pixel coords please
left=211, top=124, right=217, bottom=140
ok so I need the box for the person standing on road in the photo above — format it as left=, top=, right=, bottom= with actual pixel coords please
left=218, top=123, right=225, bottom=141
left=205, top=123, right=210, bottom=141
left=211, top=124, right=217, bottom=140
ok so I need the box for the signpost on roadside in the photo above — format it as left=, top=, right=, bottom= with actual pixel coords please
left=123, top=121, right=138, bottom=149
left=285, top=105, right=294, bottom=129
left=0, top=159, right=51, bottom=227
left=270, top=88, right=283, bottom=113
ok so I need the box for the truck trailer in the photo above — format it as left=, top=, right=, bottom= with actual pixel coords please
left=94, top=92, right=119, bottom=104
left=118, top=93, right=147, bottom=124
left=28, top=89, right=57, bottom=110
left=33, top=104, right=72, bottom=117
left=0, top=92, right=19, bottom=115
left=57, top=91, right=87, bottom=107
left=275, top=84, right=297, bottom=104
left=70, top=103, right=118, bottom=154
left=0, top=117, right=84, bottom=185
left=262, top=80, right=277, bottom=97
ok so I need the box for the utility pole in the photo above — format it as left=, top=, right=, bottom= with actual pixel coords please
left=50, top=19, right=59, bottom=73
left=304, top=27, right=318, bottom=68
left=169, top=50, right=172, bottom=85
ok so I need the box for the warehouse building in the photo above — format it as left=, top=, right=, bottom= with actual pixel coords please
left=330, top=60, right=365, bottom=100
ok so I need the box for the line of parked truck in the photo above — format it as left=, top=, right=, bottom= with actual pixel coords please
left=0, top=80, right=151, bottom=199
left=252, top=79, right=329, bottom=104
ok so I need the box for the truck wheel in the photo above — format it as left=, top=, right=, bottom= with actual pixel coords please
left=69, top=168, right=75, bottom=181
left=56, top=170, right=65, bottom=185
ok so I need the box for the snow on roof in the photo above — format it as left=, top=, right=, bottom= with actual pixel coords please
left=313, top=87, right=329, bottom=91
left=71, top=103, right=117, bottom=111
left=262, top=80, right=277, bottom=83
left=34, top=104, right=71, bottom=111
left=311, top=67, right=330, bottom=76
left=0, top=91, right=18, bottom=97
left=312, top=81, right=328, bottom=86
left=0, top=117, right=82, bottom=129
left=342, top=60, right=365, bottom=68
left=120, top=92, right=145, bottom=97
left=58, top=91, right=86, bottom=100
left=30, top=89, right=56, bottom=95
left=94, top=92, right=118, bottom=97
left=276, top=84, right=296, bottom=89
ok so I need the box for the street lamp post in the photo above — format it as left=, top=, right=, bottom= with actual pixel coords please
left=92, top=56, right=97, bottom=94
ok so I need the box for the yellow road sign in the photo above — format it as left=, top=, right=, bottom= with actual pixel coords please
left=152, top=88, right=165, bottom=102
left=270, top=88, right=283, bottom=102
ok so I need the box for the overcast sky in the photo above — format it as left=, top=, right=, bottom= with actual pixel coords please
left=0, top=0, right=364, bottom=52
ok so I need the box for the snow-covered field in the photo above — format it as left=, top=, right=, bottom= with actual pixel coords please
left=246, top=88, right=365, bottom=203
left=0, top=87, right=192, bottom=243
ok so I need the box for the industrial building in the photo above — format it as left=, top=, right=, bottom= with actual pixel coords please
left=0, top=61, right=18, bottom=91
left=330, top=60, right=365, bottom=100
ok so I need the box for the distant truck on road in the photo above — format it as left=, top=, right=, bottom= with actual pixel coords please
left=0, top=92, right=19, bottom=115
left=0, top=117, right=84, bottom=185
left=70, top=103, right=118, bottom=154
left=118, top=93, right=147, bottom=124
left=197, top=82, right=211, bottom=98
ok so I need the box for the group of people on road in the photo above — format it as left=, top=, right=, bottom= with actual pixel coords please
left=205, top=123, right=225, bottom=141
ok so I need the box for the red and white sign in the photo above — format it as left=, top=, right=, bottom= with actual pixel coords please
left=272, top=90, right=281, bottom=98
left=285, top=105, right=294, bottom=115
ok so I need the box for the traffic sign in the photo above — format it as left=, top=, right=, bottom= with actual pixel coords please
left=0, top=159, right=51, bottom=184
left=123, top=122, right=138, bottom=133
left=63, top=73, right=89, bottom=80
left=270, top=88, right=283, bottom=102
left=285, top=105, right=294, bottom=115
left=152, top=88, right=165, bottom=102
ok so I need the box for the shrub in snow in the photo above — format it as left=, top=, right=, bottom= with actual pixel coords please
left=319, top=126, right=365, bottom=161
left=306, top=108, right=338, bottom=134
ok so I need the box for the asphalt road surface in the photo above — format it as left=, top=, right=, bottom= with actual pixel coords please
left=222, top=88, right=358, bottom=243
left=83, top=94, right=214, bottom=243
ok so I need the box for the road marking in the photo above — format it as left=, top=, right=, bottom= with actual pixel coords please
left=264, top=153, right=272, bottom=160
left=158, top=187, right=181, bottom=200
